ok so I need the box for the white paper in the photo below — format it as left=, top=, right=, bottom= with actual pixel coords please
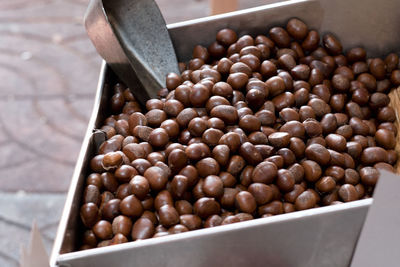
left=19, top=222, right=50, bottom=267
left=351, top=170, right=400, bottom=267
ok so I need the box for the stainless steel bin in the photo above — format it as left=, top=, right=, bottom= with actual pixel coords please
left=50, top=0, right=400, bottom=266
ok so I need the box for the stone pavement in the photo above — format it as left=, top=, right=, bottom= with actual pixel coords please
left=0, top=0, right=274, bottom=265
left=0, top=192, right=66, bottom=266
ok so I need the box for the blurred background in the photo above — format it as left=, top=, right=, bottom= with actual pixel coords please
left=0, top=0, right=281, bottom=265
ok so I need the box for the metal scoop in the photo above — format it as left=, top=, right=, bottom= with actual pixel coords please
left=84, top=0, right=180, bottom=104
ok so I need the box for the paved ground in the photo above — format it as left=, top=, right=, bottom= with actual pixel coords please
left=0, top=0, right=275, bottom=265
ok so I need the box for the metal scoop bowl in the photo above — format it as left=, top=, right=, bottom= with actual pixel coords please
left=84, top=0, right=180, bottom=104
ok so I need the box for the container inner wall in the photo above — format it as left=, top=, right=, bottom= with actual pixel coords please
left=52, top=0, right=400, bottom=266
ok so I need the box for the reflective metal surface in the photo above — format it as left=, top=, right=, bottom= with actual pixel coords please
left=85, top=0, right=179, bottom=104
left=57, top=199, right=371, bottom=267
left=51, top=0, right=400, bottom=266
left=167, top=0, right=400, bottom=62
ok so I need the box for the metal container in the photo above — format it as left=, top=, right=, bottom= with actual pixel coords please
left=51, top=0, right=400, bottom=266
